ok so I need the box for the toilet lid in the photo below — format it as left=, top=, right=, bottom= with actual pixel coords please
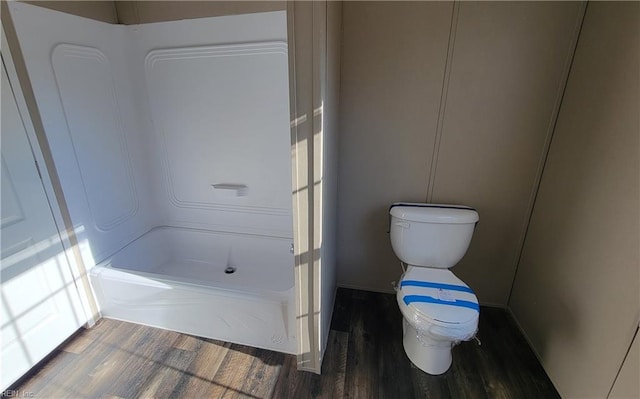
left=399, top=268, right=479, bottom=325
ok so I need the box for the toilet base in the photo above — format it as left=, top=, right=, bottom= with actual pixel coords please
left=402, top=318, right=453, bottom=375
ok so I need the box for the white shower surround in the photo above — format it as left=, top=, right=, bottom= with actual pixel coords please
left=9, top=3, right=296, bottom=353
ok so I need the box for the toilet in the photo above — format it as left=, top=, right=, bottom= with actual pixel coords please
left=389, top=203, right=480, bottom=375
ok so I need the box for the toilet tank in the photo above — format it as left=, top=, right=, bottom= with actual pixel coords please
left=389, top=203, right=479, bottom=268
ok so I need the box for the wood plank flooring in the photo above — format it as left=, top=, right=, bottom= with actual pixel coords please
left=6, top=288, right=559, bottom=398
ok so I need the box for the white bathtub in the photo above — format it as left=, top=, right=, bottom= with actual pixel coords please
left=89, top=226, right=296, bottom=353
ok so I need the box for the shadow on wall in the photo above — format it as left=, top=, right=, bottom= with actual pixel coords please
left=365, top=204, right=412, bottom=291
left=535, top=297, right=580, bottom=362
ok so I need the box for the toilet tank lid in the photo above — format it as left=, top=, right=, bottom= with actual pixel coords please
left=389, top=203, right=479, bottom=224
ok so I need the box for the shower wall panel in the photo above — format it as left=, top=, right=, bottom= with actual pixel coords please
left=133, top=12, right=293, bottom=238
left=9, top=4, right=154, bottom=265
left=9, top=2, right=293, bottom=269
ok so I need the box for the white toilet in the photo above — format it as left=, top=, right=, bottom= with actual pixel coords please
left=389, top=203, right=480, bottom=375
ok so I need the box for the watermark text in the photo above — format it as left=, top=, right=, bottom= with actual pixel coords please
left=1, top=390, right=35, bottom=398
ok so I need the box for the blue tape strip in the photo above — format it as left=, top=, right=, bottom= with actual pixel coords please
left=403, top=295, right=480, bottom=312
left=400, top=280, right=474, bottom=294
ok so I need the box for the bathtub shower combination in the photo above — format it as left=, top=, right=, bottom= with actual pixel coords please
left=91, top=227, right=295, bottom=352
left=10, top=3, right=297, bottom=353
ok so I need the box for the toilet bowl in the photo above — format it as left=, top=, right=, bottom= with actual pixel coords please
left=389, top=203, right=479, bottom=375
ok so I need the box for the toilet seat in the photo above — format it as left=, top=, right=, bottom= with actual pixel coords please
left=397, top=267, right=479, bottom=340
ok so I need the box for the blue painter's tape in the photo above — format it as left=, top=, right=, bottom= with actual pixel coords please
left=400, top=280, right=474, bottom=294
left=403, top=295, right=480, bottom=312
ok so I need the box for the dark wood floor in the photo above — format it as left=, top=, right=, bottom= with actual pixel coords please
left=8, top=288, right=559, bottom=398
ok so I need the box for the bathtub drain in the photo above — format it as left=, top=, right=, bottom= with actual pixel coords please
left=224, top=266, right=237, bottom=274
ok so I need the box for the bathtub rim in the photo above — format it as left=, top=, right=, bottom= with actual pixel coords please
left=93, top=224, right=296, bottom=296
left=91, top=259, right=294, bottom=303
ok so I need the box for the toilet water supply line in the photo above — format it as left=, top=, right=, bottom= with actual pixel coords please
left=393, top=261, right=482, bottom=348
left=390, top=261, right=407, bottom=291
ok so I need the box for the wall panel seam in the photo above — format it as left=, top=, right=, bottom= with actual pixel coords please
left=426, top=1, right=459, bottom=202
left=607, top=325, right=640, bottom=398
left=111, top=1, right=119, bottom=24
left=506, top=2, right=589, bottom=305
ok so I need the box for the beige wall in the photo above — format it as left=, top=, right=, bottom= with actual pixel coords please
left=23, top=1, right=118, bottom=23
left=337, top=1, right=453, bottom=294
left=21, top=1, right=285, bottom=25
left=114, top=1, right=284, bottom=24
left=430, top=2, right=584, bottom=305
left=509, top=2, right=639, bottom=398
left=337, top=2, right=584, bottom=305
